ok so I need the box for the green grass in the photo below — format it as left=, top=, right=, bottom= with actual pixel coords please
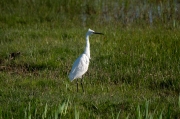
left=0, top=0, right=180, bottom=118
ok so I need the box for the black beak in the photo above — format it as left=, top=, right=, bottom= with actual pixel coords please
left=93, top=32, right=104, bottom=35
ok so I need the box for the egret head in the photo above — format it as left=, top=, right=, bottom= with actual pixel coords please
left=86, top=28, right=103, bottom=36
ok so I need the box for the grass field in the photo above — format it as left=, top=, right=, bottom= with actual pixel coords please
left=0, top=0, right=180, bottom=118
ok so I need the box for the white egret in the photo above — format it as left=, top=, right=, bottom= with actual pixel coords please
left=68, top=28, right=103, bottom=92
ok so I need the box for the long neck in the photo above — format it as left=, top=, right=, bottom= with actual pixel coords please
left=84, top=35, right=90, bottom=58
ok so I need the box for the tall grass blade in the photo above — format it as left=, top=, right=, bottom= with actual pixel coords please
left=167, top=105, right=171, bottom=119
left=111, top=108, right=114, bottom=119
left=54, top=110, right=58, bottom=119
left=125, top=114, right=130, bottom=119
left=28, top=102, right=31, bottom=119
left=63, top=98, right=69, bottom=115
left=137, top=105, right=142, bottom=119
left=75, top=106, right=79, bottom=119
left=116, top=110, right=121, bottom=119
left=178, top=95, right=180, bottom=108
left=159, top=111, right=163, bottom=119
left=42, top=103, right=48, bottom=119
left=145, top=100, right=149, bottom=119
left=111, top=109, right=120, bottom=119
left=24, top=107, right=27, bottom=119
left=59, top=102, right=65, bottom=115
left=54, top=98, right=70, bottom=118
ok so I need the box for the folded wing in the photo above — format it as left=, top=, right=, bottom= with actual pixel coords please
left=68, top=54, right=90, bottom=81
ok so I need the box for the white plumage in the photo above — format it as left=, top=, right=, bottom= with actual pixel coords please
left=68, top=54, right=89, bottom=81
left=68, top=28, right=103, bottom=92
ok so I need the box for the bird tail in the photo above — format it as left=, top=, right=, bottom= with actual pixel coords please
left=68, top=74, right=74, bottom=82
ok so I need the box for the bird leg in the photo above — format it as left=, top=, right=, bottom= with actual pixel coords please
left=76, top=79, right=79, bottom=92
left=81, top=78, right=84, bottom=92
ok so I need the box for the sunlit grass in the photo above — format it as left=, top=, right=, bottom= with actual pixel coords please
left=0, top=26, right=180, bottom=118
